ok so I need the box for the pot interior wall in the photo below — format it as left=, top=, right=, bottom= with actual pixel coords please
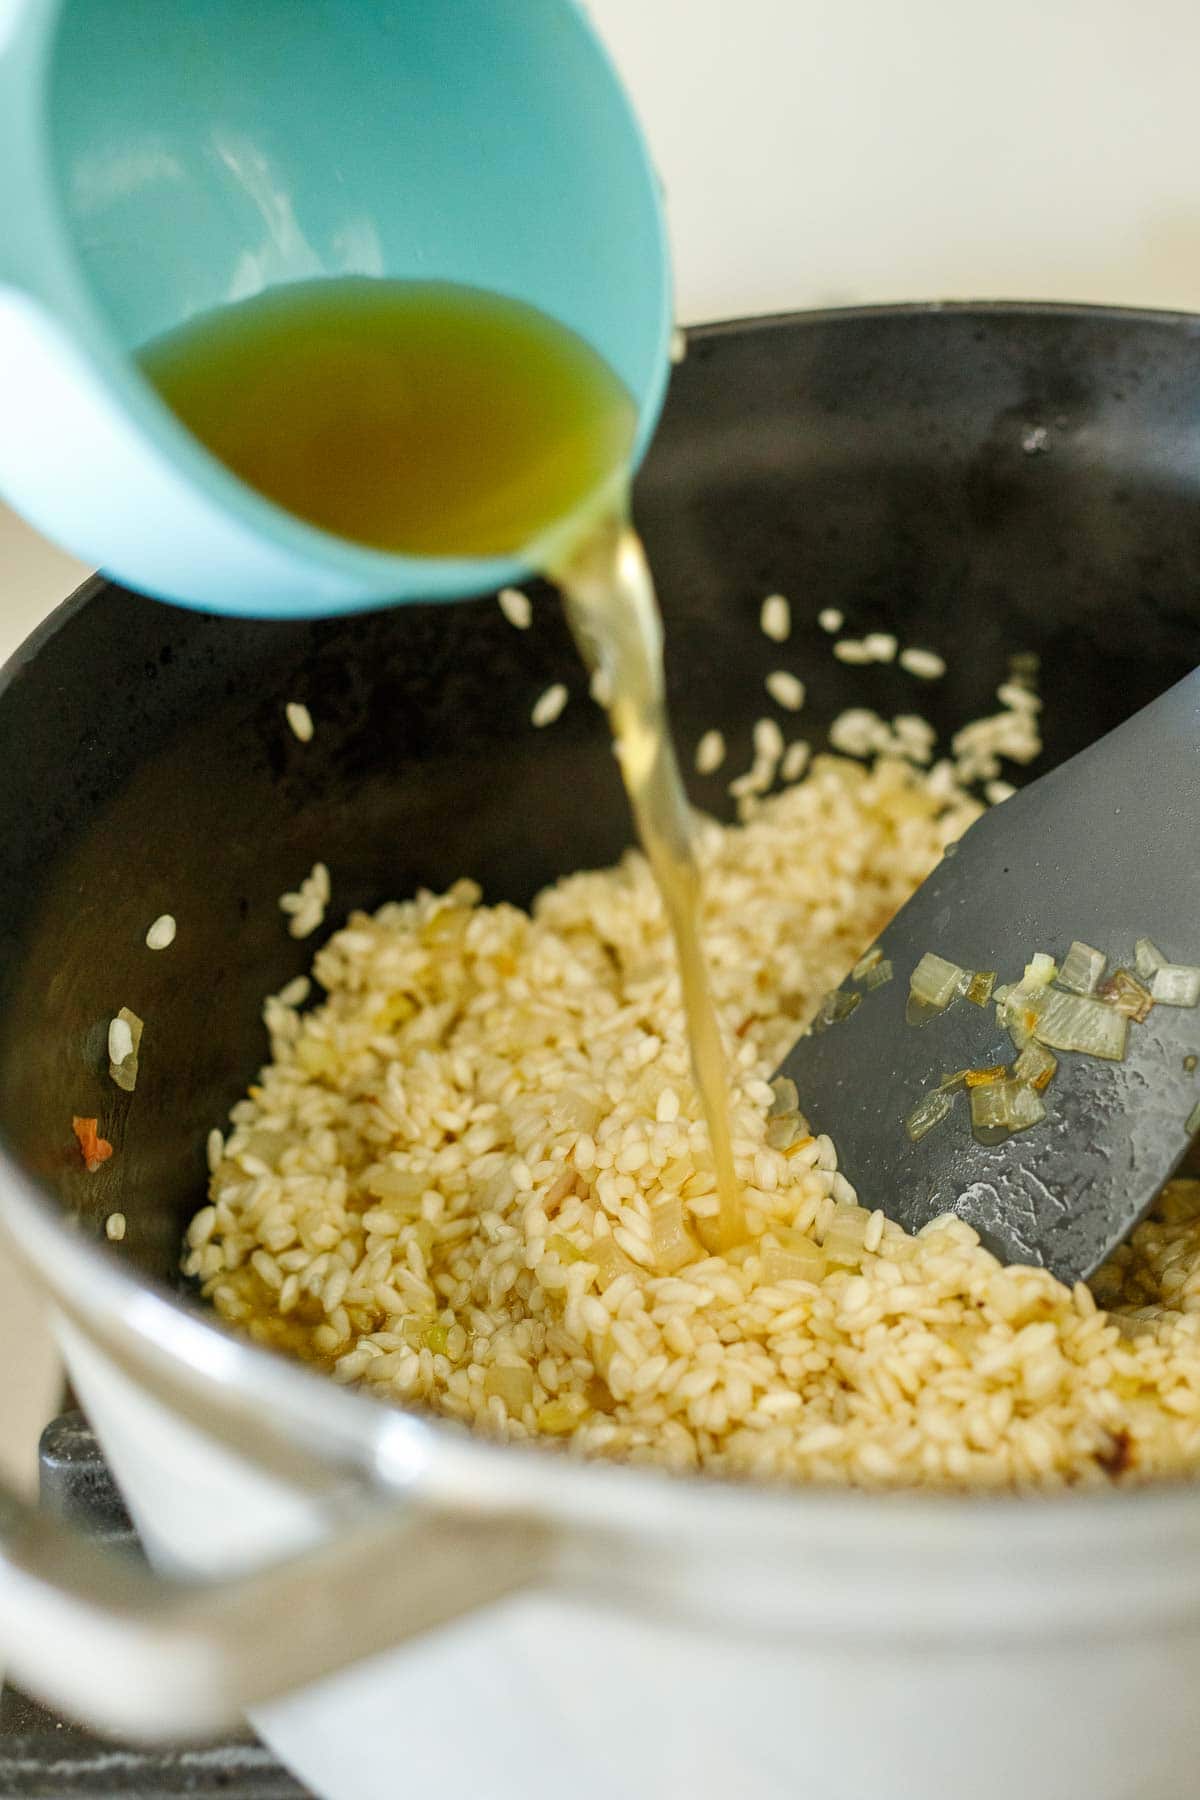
left=2, top=306, right=1200, bottom=1289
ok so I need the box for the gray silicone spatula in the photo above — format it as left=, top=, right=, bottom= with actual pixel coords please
left=774, top=668, right=1200, bottom=1282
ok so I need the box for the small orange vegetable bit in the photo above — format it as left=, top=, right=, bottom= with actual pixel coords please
left=72, top=1115, right=114, bottom=1173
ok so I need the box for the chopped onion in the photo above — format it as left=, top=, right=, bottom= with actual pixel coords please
left=537, top=1397, right=586, bottom=1434
left=483, top=1365, right=534, bottom=1414
left=1006, top=1083, right=1046, bottom=1133
left=1022, top=953, right=1058, bottom=990
left=1151, top=964, right=1200, bottom=1008
left=909, top=952, right=967, bottom=1011
left=865, top=958, right=894, bottom=991
left=768, top=1076, right=800, bottom=1117
left=766, top=1111, right=811, bottom=1151
left=1187, top=1099, right=1200, bottom=1137
left=1135, top=937, right=1167, bottom=981
left=1000, top=992, right=1045, bottom=1053
left=1057, top=940, right=1106, bottom=996
left=648, top=1196, right=698, bottom=1273
left=970, top=1081, right=1014, bottom=1136
left=965, top=1064, right=1007, bottom=1088
left=939, top=1069, right=970, bottom=1092
left=822, top=1205, right=872, bottom=1266
left=812, top=988, right=861, bottom=1032
left=1014, top=1041, right=1057, bottom=1091
left=905, top=1088, right=954, bottom=1142
left=108, top=1006, right=144, bottom=1094
left=965, top=970, right=996, bottom=1007
left=762, top=1229, right=827, bottom=1285
left=967, top=1078, right=1043, bottom=1138
left=1033, top=989, right=1129, bottom=1060
left=587, top=1235, right=639, bottom=1289
left=851, top=947, right=883, bottom=982
left=1096, top=968, right=1154, bottom=1023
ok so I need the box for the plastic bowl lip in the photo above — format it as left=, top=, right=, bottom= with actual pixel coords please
left=17, top=0, right=674, bottom=618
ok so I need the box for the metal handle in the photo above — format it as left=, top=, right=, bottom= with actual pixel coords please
left=0, top=1474, right=546, bottom=1740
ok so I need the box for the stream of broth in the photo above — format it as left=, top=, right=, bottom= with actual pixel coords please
left=140, top=278, right=745, bottom=1247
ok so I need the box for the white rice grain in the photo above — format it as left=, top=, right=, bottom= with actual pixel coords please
left=145, top=914, right=176, bottom=951
left=694, top=729, right=727, bottom=775
left=759, top=594, right=791, bottom=643
left=898, top=647, right=946, bottom=680
left=285, top=702, right=314, bottom=743
left=765, top=670, right=806, bottom=712
left=498, top=587, right=533, bottom=630
left=531, top=683, right=569, bottom=728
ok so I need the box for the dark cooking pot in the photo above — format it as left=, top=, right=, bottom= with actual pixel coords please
left=1, top=306, right=1200, bottom=1800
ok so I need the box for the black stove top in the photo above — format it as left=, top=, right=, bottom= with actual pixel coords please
left=0, top=1414, right=310, bottom=1798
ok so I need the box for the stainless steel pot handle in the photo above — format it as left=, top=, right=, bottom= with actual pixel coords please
left=0, top=1475, right=547, bottom=1740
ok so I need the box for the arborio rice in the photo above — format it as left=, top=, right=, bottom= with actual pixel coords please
left=187, top=754, right=1200, bottom=1491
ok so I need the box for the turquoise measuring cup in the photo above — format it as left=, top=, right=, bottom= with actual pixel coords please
left=0, top=0, right=671, bottom=617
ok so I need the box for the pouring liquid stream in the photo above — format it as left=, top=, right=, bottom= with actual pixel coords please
left=139, top=276, right=745, bottom=1250
left=554, top=511, right=746, bottom=1249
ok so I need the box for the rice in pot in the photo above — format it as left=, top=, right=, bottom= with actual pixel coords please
left=185, top=747, right=1200, bottom=1490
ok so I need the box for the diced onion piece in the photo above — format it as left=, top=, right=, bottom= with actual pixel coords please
left=1001, top=992, right=1046, bottom=1053
left=1187, top=1099, right=1200, bottom=1137
left=761, top=1229, right=827, bottom=1284
left=965, top=970, right=996, bottom=1007
left=905, top=1088, right=953, bottom=1142
left=587, top=1235, right=639, bottom=1289
left=1007, top=1083, right=1046, bottom=1133
left=970, top=1081, right=1014, bottom=1136
left=537, top=1397, right=586, bottom=1434
left=108, top=1006, right=144, bottom=1093
left=766, top=1111, right=810, bottom=1151
left=1097, top=968, right=1154, bottom=1023
left=939, top=1069, right=970, bottom=1092
left=546, top=1232, right=584, bottom=1265
left=865, top=958, right=894, bottom=991
left=1022, top=953, right=1058, bottom=990
left=851, top=947, right=883, bottom=982
left=1057, top=941, right=1106, bottom=996
left=969, top=1078, right=1044, bottom=1137
left=1014, top=1041, right=1058, bottom=1091
left=1135, top=937, right=1168, bottom=981
left=365, top=1166, right=426, bottom=1210
left=768, top=1076, right=800, bottom=1117
left=822, top=1205, right=872, bottom=1267
left=1151, top=964, right=1200, bottom=1008
left=483, top=1365, right=534, bottom=1413
left=910, top=952, right=967, bottom=1010
left=965, top=1064, right=1008, bottom=1087
left=1033, top=989, right=1129, bottom=1060
left=648, top=1196, right=698, bottom=1274
left=812, top=988, right=861, bottom=1032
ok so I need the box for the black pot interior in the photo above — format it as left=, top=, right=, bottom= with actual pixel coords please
left=3, top=304, right=1200, bottom=1291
